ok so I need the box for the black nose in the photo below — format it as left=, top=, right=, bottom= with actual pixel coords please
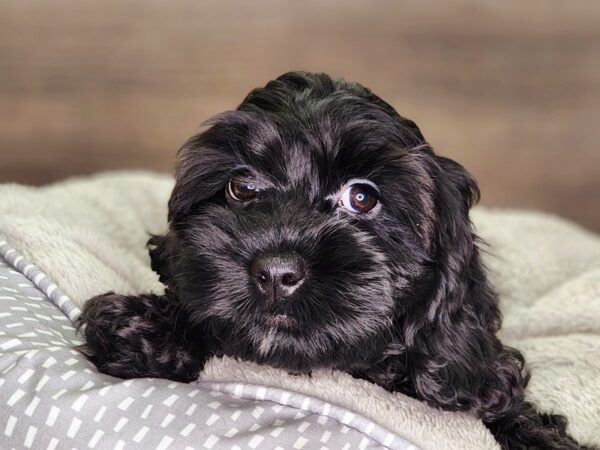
left=250, top=254, right=306, bottom=302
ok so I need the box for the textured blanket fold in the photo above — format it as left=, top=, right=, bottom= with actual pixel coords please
left=1, top=171, right=598, bottom=448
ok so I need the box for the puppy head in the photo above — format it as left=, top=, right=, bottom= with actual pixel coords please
left=157, top=72, right=480, bottom=372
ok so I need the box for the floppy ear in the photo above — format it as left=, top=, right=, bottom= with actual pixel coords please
left=152, top=141, right=232, bottom=286
left=168, top=137, right=234, bottom=227
left=147, top=233, right=177, bottom=286
left=401, top=153, right=527, bottom=421
left=435, top=156, right=480, bottom=211
left=148, top=137, right=210, bottom=285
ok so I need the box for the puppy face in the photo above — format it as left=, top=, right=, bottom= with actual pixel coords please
left=161, top=72, right=478, bottom=372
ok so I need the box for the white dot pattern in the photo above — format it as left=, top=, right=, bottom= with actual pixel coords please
left=0, top=242, right=416, bottom=449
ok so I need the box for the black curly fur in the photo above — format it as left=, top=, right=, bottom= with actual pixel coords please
left=79, top=72, right=593, bottom=449
left=79, top=292, right=204, bottom=382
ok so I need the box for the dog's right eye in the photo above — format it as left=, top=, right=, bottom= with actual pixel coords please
left=227, top=177, right=259, bottom=202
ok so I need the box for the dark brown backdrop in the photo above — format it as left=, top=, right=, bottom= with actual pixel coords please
left=1, top=0, right=599, bottom=230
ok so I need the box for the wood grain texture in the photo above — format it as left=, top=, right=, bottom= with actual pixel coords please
left=1, top=0, right=599, bottom=230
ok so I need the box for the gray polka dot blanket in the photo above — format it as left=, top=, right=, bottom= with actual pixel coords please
left=1, top=172, right=599, bottom=449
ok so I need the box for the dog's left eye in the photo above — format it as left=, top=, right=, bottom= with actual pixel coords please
left=227, top=177, right=260, bottom=202
left=339, top=183, right=379, bottom=214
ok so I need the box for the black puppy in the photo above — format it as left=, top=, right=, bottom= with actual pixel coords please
left=80, top=72, right=588, bottom=449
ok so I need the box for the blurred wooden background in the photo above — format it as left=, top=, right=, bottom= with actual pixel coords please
left=1, top=0, right=599, bottom=230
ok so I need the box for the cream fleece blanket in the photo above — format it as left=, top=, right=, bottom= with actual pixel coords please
left=0, top=171, right=598, bottom=449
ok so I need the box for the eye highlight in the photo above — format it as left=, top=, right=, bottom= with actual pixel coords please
left=339, top=183, right=379, bottom=214
left=227, top=176, right=260, bottom=202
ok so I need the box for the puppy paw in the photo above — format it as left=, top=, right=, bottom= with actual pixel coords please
left=79, top=292, right=204, bottom=382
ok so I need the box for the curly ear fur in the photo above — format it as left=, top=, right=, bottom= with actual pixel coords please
left=397, top=154, right=588, bottom=449
left=148, top=233, right=177, bottom=286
